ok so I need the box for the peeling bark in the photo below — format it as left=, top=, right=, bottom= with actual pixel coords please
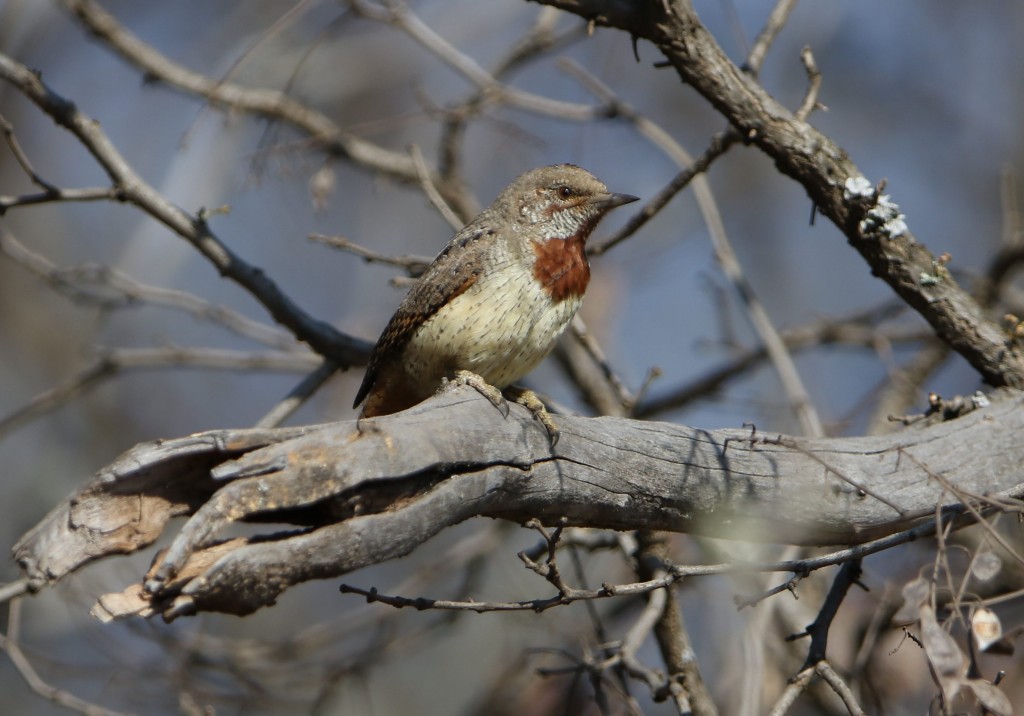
left=13, top=387, right=1024, bottom=620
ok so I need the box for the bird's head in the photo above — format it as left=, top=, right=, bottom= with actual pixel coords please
left=506, top=164, right=638, bottom=240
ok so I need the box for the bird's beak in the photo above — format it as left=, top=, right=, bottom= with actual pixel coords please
left=590, top=192, right=640, bottom=210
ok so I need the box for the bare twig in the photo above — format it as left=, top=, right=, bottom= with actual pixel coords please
left=781, top=438, right=906, bottom=514
left=309, top=233, right=432, bottom=274
left=787, top=560, right=863, bottom=669
left=868, top=340, right=950, bottom=434
left=0, top=111, right=125, bottom=212
left=615, top=571, right=673, bottom=703
left=437, top=6, right=585, bottom=216
left=635, top=531, right=718, bottom=715
left=637, top=304, right=919, bottom=419
left=0, top=185, right=124, bottom=213
left=0, top=50, right=370, bottom=365
left=408, top=143, right=463, bottom=231
left=744, top=0, right=800, bottom=75
left=536, top=0, right=1024, bottom=388
left=61, top=0, right=435, bottom=188
left=561, top=315, right=634, bottom=415
left=902, top=450, right=1024, bottom=569
left=734, top=571, right=807, bottom=610
left=815, top=661, right=867, bottom=716
left=350, top=0, right=607, bottom=122
left=591, top=134, right=738, bottom=256
left=0, top=600, right=130, bottom=716
left=0, top=112, right=59, bottom=192
left=767, top=662, right=816, bottom=716
left=794, top=46, right=823, bottom=121
left=0, top=228, right=299, bottom=349
left=255, top=360, right=341, bottom=428
left=0, top=348, right=319, bottom=437
left=0, top=580, right=30, bottom=604
left=768, top=660, right=866, bottom=716
left=336, top=497, right=999, bottom=618
left=562, top=58, right=823, bottom=436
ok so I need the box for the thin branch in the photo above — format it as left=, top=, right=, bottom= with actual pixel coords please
left=977, top=166, right=1024, bottom=308
left=815, top=661, right=867, bottom=716
left=61, top=0, right=432, bottom=187
left=565, top=58, right=823, bottom=434
left=586, top=0, right=800, bottom=257
left=350, top=0, right=607, bottom=122
left=636, top=303, right=921, bottom=418
left=788, top=560, right=863, bottom=669
left=254, top=360, right=340, bottom=429
left=902, top=450, right=1024, bottom=569
left=743, top=0, right=800, bottom=75
left=535, top=0, right=1024, bottom=388
left=781, top=438, right=906, bottom=515
left=339, top=582, right=599, bottom=613
left=867, top=340, right=949, bottom=434
left=767, top=663, right=816, bottom=716
left=0, top=580, right=30, bottom=604
left=635, top=531, right=718, bottom=715
left=794, top=46, right=823, bottom=121
left=337, top=497, right=1001, bottom=617
left=309, top=233, right=432, bottom=274
left=0, top=111, right=125, bottom=212
left=0, top=348, right=319, bottom=437
left=0, top=50, right=370, bottom=365
left=0, top=600, right=131, bottom=716
left=615, top=571, right=673, bottom=705
left=556, top=316, right=634, bottom=416
left=734, top=571, right=807, bottom=610
left=408, top=143, right=463, bottom=231
left=437, top=6, right=585, bottom=217
left=0, top=228, right=299, bottom=349
left=0, top=111, right=59, bottom=191
left=0, top=361, right=114, bottom=438
left=768, top=659, right=866, bottom=716
left=0, top=186, right=124, bottom=213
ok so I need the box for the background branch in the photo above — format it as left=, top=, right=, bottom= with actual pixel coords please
left=534, top=0, right=1024, bottom=389
left=2, top=1, right=1022, bottom=713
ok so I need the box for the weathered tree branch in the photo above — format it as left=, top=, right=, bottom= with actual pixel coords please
left=531, top=0, right=1024, bottom=389
left=13, top=387, right=1024, bottom=620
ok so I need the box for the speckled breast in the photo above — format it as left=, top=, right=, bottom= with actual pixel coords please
left=401, top=244, right=587, bottom=393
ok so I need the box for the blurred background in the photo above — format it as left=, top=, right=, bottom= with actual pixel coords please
left=1, top=1, right=1023, bottom=713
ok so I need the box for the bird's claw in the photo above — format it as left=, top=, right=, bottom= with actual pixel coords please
left=444, top=373, right=559, bottom=445
left=507, top=387, right=560, bottom=447
left=449, top=370, right=510, bottom=417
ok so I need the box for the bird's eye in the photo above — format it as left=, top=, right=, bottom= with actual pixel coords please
left=557, top=186, right=574, bottom=199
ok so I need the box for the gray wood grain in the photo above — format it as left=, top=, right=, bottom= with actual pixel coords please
left=13, top=387, right=1023, bottom=619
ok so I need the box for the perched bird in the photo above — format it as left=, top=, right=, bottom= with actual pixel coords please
left=353, top=164, right=637, bottom=440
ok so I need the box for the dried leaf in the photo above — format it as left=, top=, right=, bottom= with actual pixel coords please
left=972, top=551, right=1002, bottom=581
left=966, top=679, right=1013, bottom=716
left=972, top=608, right=1003, bottom=652
left=920, top=604, right=966, bottom=702
left=91, top=585, right=154, bottom=623
left=892, top=576, right=930, bottom=625
left=309, top=164, right=336, bottom=214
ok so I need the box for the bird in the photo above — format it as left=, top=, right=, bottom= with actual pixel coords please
left=353, top=163, right=638, bottom=442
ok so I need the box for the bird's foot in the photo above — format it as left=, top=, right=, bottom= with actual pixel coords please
left=506, top=386, right=559, bottom=447
left=448, top=370, right=510, bottom=417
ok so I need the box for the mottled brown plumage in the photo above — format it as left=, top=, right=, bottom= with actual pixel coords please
left=354, top=164, right=637, bottom=419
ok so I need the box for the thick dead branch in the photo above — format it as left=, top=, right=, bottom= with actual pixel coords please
left=12, top=388, right=1024, bottom=621
left=532, top=0, right=1024, bottom=388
